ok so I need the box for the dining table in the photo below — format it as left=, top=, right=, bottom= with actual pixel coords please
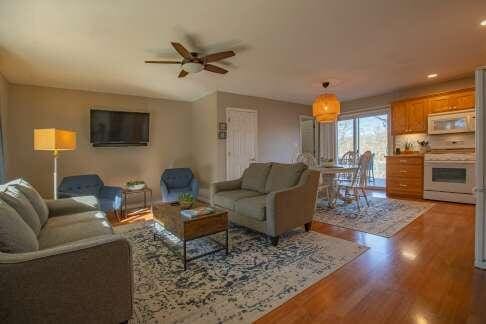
left=312, top=164, right=358, bottom=208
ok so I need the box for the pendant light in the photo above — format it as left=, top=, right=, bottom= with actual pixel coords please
left=312, top=81, right=340, bottom=123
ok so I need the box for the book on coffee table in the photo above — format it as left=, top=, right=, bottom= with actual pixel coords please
left=180, top=207, right=215, bottom=218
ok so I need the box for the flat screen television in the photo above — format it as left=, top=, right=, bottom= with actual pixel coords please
left=90, top=109, right=150, bottom=146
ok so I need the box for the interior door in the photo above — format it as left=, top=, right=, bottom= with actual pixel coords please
left=300, top=116, right=315, bottom=155
left=226, top=108, right=258, bottom=180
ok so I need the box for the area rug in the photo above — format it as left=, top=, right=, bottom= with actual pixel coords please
left=115, top=221, right=367, bottom=324
left=314, top=197, right=434, bottom=238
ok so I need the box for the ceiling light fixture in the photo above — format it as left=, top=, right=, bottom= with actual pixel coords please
left=427, top=73, right=438, bottom=79
left=312, top=82, right=340, bottom=123
left=480, top=19, right=486, bottom=26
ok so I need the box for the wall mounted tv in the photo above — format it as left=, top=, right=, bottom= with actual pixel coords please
left=90, top=109, right=150, bottom=147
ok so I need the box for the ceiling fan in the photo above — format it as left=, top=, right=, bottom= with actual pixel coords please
left=145, top=42, right=235, bottom=78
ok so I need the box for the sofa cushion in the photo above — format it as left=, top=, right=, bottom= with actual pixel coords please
left=9, top=179, right=49, bottom=226
left=39, top=212, right=113, bottom=249
left=46, top=196, right=99, bottom=217
left=0, top=198, right=39, bottom=253
left=0, top=185, right=41, bottom=235
left=235, top=195, right=267, bottom=221
left=213, top=189, right=261, bottom=210
left=264, top=162, right=307, bottom=193
left=241, top=162, right=272, bottom=193
left=45, top=211, right=107, bottom=228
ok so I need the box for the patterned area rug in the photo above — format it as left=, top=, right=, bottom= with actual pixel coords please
left=314, top=197, right=434, bottom=237
left=115, top=221, right=367, bottom=324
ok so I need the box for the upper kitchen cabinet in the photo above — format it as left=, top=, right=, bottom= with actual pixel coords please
left=406, top=99, right=427, bottom=133
left=391, top=99, right=427, bottom=135
left=391, top=88, right=474, bottom=135
left=450, top=89, right=475, bottom=111
left=428, top=88, right=475, bottom=114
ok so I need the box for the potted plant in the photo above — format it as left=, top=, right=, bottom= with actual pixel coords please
left=178, top=193, right=194, bottom=210
left=403, top=142, right=414, bottom=154
left=126, top=180, right=146, bottom=190
left=417, top=140, right=429, bottom=154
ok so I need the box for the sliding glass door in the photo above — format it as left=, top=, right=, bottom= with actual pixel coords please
left=336, top=111, right=389, bottom=188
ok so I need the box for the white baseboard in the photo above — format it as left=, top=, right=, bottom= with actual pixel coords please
left=475, top=259, right=486, bottom=270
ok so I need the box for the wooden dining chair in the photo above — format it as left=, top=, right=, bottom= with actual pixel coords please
left=337, top=151, right=372, bottom=210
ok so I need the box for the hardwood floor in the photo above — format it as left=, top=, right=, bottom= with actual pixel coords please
left=110, top=198, right=486, bottom=324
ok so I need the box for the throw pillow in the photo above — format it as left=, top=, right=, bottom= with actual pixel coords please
left=264, top=162, right=307, bottom=193
left=10, top=179, right=49, bottom=226
left=241, top=162, right=272, bottom=193
left=0, top=198, right=39, bottom=253
left=0, top=185, right=41, bottom=235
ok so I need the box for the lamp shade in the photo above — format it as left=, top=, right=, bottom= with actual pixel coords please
left=312, top=93, right=341, bottom=117
left=315, top=113, right=338, bottom=123
left=34, top=129, right=76, bottom=151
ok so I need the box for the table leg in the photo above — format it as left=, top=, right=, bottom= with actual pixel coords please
left=124, top=192, right=127, bottom=218
left=183, top=239, right=187, bottom=271
left=144, top=191, right=147, bottom=209
left=225, top=228, right=229, bottom=255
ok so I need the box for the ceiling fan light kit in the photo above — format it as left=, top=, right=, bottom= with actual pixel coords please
left=182, top=62, right=204, bottom=73
left=145, top=42, right=235, bottom=78
left=312, top=82, right=341, bottom=123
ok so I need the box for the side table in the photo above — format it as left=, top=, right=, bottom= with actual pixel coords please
left=121, top=187, right=153, bottom=217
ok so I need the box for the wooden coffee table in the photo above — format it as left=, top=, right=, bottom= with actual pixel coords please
left=152, top=201, right=229, bottom=270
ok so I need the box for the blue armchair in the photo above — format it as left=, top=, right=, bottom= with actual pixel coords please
left=160, top=168, right=199, bottom=202
left=58, top=174, right=123, bottom=216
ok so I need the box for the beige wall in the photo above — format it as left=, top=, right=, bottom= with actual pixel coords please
left=216, top=91, right=312, bottom=181
left=6, top=84, right=193, bottom=200
left=0, top=73, right=8, bottom=179
left=342, top=76, right=475, bottom=113
left=191, top=92, right=218, bottom=189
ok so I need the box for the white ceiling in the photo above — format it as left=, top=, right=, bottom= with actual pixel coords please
left=1, top=0, right=486, bottom=104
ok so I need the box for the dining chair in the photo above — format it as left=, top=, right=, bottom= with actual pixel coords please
left=295, top=153, right=331, bottom=204
left=337, top=151, right=372, bottom=210
left=338, top=151, right=359, bottom=182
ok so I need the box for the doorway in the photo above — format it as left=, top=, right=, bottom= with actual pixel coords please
left=299, top=116, right=316, bottom=156
left=336, top=110, right=390, bottom=188
left=226, top=108, right=258, bottom=180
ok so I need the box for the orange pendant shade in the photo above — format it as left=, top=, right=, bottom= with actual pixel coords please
left=312, top=93, right=341, bottom=117
left=315, top=113, right=338, bottom=123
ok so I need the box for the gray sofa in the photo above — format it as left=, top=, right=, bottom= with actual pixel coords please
left=210, top=162, right=320, bottom=245
left=0, top=179, right=133, bottom=324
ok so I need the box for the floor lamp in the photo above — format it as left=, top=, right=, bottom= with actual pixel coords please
left=34, top=129, right=76, bottom=200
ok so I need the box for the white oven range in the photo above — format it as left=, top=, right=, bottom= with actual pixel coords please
left=423, top=153, right=476, bottom=204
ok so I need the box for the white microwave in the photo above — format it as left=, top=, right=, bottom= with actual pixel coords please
left=428, top=109, right=475, bottom=135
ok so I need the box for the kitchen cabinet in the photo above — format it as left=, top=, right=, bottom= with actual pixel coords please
left=428, top=89, right=475, bottom=114
left=391, top=88, right=474, bottom=135
left=391, top=99, right=427, bottom=135
left=386, top=155, right=423, bottom=198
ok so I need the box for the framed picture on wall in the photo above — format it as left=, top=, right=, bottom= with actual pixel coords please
left=218, top=131, right=227, bottom=139
left=218, top=122, right=227, bottom=131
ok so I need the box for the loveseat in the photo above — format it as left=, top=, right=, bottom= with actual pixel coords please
left=210, top=162, right=320, bottom=245
left=0, top=179, right=133, bottom=324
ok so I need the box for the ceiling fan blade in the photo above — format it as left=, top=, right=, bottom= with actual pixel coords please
left=178, top=70, right=189, bottom=78
left=203, top=51, right=235, bottom=63
left=171, top=42, right=193, bottom=60
left=204, top=64, right=228, bottom=74
left=145, top=60, right=181, bottom=64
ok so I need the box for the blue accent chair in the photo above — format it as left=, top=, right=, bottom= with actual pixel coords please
left=58, top=174, right=123, bottom=216
left=160, top=168, right=199, bottom=202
